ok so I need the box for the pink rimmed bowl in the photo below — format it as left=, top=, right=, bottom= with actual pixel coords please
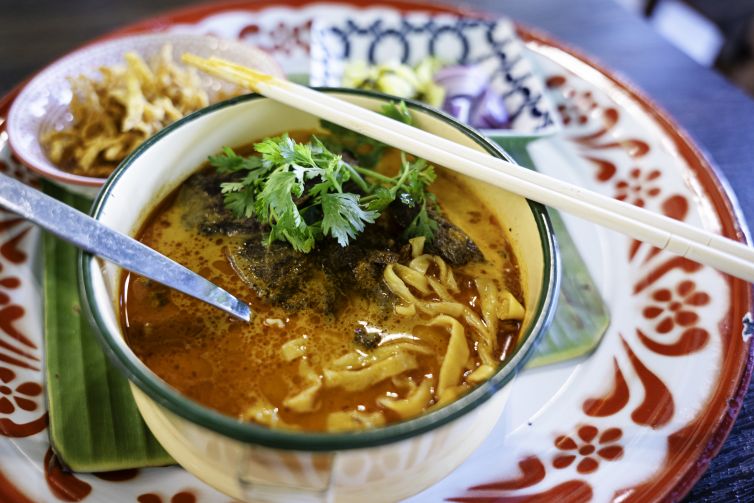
left=7, top=32, right=283, bottom=197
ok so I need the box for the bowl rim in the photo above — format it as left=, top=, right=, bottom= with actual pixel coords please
left=79, top=88, right=560, bottom=452
left=6, top=31, right=285, bottom=188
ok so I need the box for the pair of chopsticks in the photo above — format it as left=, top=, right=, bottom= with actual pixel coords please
left=183, top=55, right=754, bottom=284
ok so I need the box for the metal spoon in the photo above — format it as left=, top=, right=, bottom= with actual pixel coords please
left=0, top=172, right=252, bottom=322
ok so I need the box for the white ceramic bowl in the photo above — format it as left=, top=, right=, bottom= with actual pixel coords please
left=80, top=90, right=559, bottom=502
left=7, top=32, right=283, bottom=197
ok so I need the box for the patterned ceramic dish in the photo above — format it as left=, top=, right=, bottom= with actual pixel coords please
left=6, top=32, right=283, bottom=197
left=79, top=89, right=560, bottom=502
left=309, top=11, right=561, bottom=139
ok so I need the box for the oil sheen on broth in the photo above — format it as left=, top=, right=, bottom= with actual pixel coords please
left=121, top=131, right=525, bottom=433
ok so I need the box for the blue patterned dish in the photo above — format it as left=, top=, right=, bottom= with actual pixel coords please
left=310, top=11, right=560, bottom=137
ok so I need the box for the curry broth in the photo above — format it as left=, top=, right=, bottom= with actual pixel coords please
left=121, top=133, right=523, bottom=432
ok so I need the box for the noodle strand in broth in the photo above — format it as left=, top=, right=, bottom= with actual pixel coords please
left=120, top=130, right=525, bottom=432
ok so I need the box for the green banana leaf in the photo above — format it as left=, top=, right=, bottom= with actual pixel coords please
left=492, top=136, right=610, bottom=368
left=43, top=182, right=172, bottom=472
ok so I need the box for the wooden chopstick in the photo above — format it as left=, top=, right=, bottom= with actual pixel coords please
left=184, top=55, right=754, bottom=284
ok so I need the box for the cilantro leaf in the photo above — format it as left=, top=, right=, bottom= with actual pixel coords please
left=321, top=193, right=378, bottom=246
left=321, top=100, right=412, bottom=168
left=381, top=101, right=413, bottom=125
left=364, top=186, right=395, bottom=212
left=266, top=208, right=316, bottom=253
left=208, top=146, right=262, bottom=174
left=208, top=101, right=440, bottom=251
left=403, top=159, right=436, bottom=203
left=256, top=170, right=304, bottom=223
left=255, top=134, right=296, bottom=165
left=404, top=202, right=438, bottom=242
left=220, top=181, right=245, bottom=193
left=319, top=123, right=386, bottom=168
left=223, top=189, right=257, bottom=218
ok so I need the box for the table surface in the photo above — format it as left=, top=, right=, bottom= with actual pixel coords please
left=2, top=0, right=753, bottom=501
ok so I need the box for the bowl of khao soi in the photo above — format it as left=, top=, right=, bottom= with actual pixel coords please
left=81, top=89, right=559, bottom=501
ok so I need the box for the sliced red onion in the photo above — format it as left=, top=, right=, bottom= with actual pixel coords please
left=443, top=95, right=473, bottom=124
left=434, top=64, right=510, bottom=129
left=434, top=64, right=488, bottom=98
left=469, top=87, right=510, bottom=129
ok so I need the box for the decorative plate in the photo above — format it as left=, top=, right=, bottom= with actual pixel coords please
left=308, top=11, right=560, bottom=136
left=0, top=1, right=751, bottom=502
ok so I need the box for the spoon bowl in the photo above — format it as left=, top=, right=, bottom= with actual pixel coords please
left=0, top=172, right=250, bottom=321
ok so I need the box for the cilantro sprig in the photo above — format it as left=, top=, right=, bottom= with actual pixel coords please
left=320, top=101, right=413, bottom=168
left=209, top=103, right=438, bottom=252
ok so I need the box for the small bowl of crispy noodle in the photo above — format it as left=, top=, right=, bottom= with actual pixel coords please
left=7, top=33, right=283, bottom=196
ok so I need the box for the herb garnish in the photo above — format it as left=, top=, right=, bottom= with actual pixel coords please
left=209, top=102, right=438, bottom=252
left=319, top=102, right=413, bottom=168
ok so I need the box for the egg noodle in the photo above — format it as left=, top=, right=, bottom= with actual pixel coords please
left=241, top=237, right=525, bottom=432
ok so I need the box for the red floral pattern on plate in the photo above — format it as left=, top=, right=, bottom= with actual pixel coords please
left=643, top=280, right=710, bottom=334
left=613, top=167, right=662, bottom=208
left=136, top=491, right=198, bottom=503
left=0, top=368, right=41, bottom=414
left=553, top=425, right=624, bottom=474
left=240, top=19, right=312, bottom=55
left=448, top=52, right=746, bottom=501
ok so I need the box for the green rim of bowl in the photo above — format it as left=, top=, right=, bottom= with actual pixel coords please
left=80, top=88, right=560, bottom=452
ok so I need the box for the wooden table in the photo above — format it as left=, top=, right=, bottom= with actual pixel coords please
left=2, top=0, right=752, bottom=500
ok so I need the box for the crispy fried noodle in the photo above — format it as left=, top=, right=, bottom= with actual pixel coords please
left=41, top=44, right=232, bottom=177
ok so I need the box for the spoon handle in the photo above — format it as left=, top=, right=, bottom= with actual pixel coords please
left=0, top=173, right=251, bottom=322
